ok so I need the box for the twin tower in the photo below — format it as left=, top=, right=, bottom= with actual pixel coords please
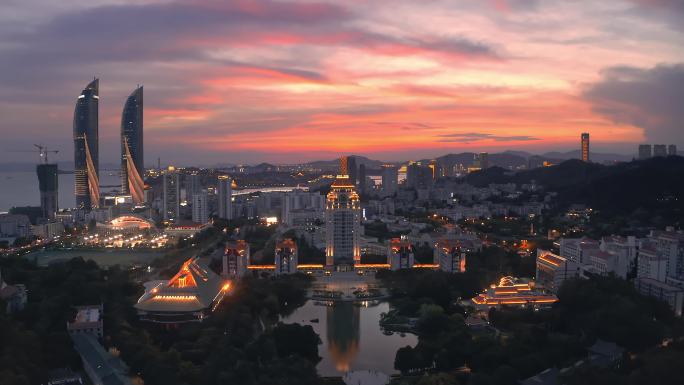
left=73, top=79, right=144, bottom=209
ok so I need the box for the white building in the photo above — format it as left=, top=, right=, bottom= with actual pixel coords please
left=282, top=190, right=324, bottom=228
left=223, top=240, right=250, bottom=278
left=163, top=166, right=180, bottom=222
left=560, top=237, right=600, bottom=264
left=637, top=242, right=668, bottom=282
left=275, top=239, right=298, bottom=275
left=388, top=238, right=414, bottom=270
left=325, top=157, right=361, bottom=269
left=191, top=189, right=209, bottom=224
left=536, top=249, right=580, bottom=293
left=0, top=214, right=32, bottom=238
left=217, top=175, right=233, bottom=220
left=435, top=239, right=466, bottom=273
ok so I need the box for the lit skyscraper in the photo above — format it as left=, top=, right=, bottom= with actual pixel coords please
left=217, top=175, right=233, bottom=220
left=121, top=86, right=144, bottom=204
left=581, top=133, right=590, bottom=162
left=36, top=163, right=58, bottom=219
left=163, top=166, right=180, bottom=222
left=325, top=157, right=361, bottom=269
left=73, top=78, right=100, bottom=209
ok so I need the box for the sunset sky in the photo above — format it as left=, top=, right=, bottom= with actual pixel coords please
left=1, top=0, right=683, bottom=165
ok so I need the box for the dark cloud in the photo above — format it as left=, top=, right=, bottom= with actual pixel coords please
left=625, top=0, right=684, bottom=31
left=583, top=63, right=684, bottom=143
left=437, top=132, right=540, bottom=142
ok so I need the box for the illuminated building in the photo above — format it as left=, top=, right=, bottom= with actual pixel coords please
left=217, top=175, right=233, bottom=220
left=471, top=276, right=558, bottom=309
left=104, top=214, right=154, bottom=231
left=191, top=189, right=208, bottom=224
left=387, top=238, right=414, bottom=270
left=535, top=249, right=580, bottom=293
left=435, top=239, right=466, bottom=273
left=36, top=163, right=58, bottom=219
left=120, top=86, right=144, bottom=204
left=581, top=132, right=590, bottom=162
left=653, top=144, right=667, bottom=157
left=638, top=144, right=652, bottom=159
left=163, top=166, right=180, bottom=221
left=188, top=171, right=201, bottom=197
left=325, top=157, right=361, bottom=269
left=135, top=257, right=230, bottom=323
left=223, top=240, right=250, bottom=278
left=381, top=165, right=398, bottom=196
left=358, top=163, right=367, bottom=193
left=73, top=78, right=100, bottom=209
left=275, top=239, right=298, bottom=275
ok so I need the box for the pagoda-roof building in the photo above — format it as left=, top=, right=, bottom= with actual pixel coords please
left=471, top=276, right=558, bottom=309
left=135, top=257, right=230, bottom=323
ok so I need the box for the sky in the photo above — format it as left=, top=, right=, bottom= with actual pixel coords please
left=0, top=0, right=683, bottom=166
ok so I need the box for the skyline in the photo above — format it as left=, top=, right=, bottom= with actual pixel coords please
left=1, top=0, right=683, bottom=165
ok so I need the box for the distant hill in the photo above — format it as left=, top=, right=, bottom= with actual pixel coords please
left=466, top=156, right=684, bottom=227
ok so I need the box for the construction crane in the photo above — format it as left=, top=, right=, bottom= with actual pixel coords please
left=33, top=144, right=59, bottom=164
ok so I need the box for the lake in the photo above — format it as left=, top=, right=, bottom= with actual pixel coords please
left=282, top=300, right=417, bottom=382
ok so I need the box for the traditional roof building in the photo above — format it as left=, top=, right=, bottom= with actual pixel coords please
left=471, top=276, right=558, bottom=309
left=135, top=257, right=230, bottom=323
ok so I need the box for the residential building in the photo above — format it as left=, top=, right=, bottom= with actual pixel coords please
left=435, top=239, right=466, bottom=273
left=191, top=190, right=208, bottom=224
left=275, top=239, right=298, bottom=275
left=638, top=144, right=652, bottom=160
left=388, top=238, right=414, bottom=270
left=668, top=144, right=677, bottom=156
left=223, top=240, right=250, bottom=278
left=634, top=278, right=683, bottom=316
left=381, top=164, right=398, bottom=196
left=67, top=305, right=104, bottom=339
left=653, top=144, right=667, bottom=157
left=560, top=237, right=599, bottom=264
left=636, top=242, right=668, bottom=281
left=217, top=175, right=233, bottom=220
left=0, top=214, right=31, bottom=238
left=162, top=166, right=180, bottom=222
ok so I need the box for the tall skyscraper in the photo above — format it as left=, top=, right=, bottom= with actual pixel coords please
left=668, top=145, right=677, bottom=156
left=217, top=175, right=233, bottom=220
left=347, top=156, right=357, bottom=186
left=325, top=157, right=361, bottom=269
left=381, top=164, right=398, bottom=196
left=192, top=189, right=208, bottom=224
left=653, top=144, right=667, bottom=157
left=638, top=144, right=652, bottom=160
left=479, top=153, right=490, bottom=169
left=121, top=86, right=144, bottom=204
left=163, top=166, right=180, bottom=222
left=73, top=78, right=100, bottom=209
left=188, top=172, right=201, bottom=197
left=581, top=133, right=590, bottom=162
left=358, top=163, right=367, bottom=194
left=36, top=163, right=58, bottom=220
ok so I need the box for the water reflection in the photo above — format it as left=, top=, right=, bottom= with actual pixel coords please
left=326, top=302, right=360, bottom=371
left=282, top=300, right=417, bottom=377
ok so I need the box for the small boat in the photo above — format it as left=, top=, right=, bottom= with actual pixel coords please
left=310, top=318, right=319, bottom=323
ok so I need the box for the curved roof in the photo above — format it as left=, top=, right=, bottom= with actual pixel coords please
left=110, top=215, right=153, bottom=229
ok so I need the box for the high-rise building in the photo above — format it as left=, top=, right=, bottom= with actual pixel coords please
left=188, top=172, right=201, bottom=197
left=325, top=157, right=361, bottom=269
left=347, top=156, right=357, bottom=187
left=668, top=145, right=677, bottom=156
left=163, top=166, right=180, bottom=222
left=638, top=144, right=652, bottom=160
left=120, top=86, right=144, bottom=204
left=217, top=175, right=233, bottom=220
left=381, top=165, right=398, bottom=196
left=73, top=79, right=100, bottom=209
left=358, top=163, right=367, bottom=194
left=581, top=133, right=590, bottom=162
left=653, top=144, right=667, bottom=157
left=192, top=189, right=208, bottom=224
left=36, top=164, right=58, bottom=220
left=479, top=153, right=490, bottom=169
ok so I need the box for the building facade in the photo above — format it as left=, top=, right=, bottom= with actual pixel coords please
left=223, top=240, right=250, bottom=278
left=275, top=239, right=298, bottom=275
left=435, top=239, right=466, bottom=273
left=36, top=163, right=58, bottom=219
left=191, top=189, right=208, bottom=224
left=217, top=175, right=233, bottom=220
left=325, top=157, right=361, bottom=269
left=120, top=86, right=144, bottom=205
left=73, top=79, right=100, bottom=209
left=388, top=238, right=414, bottom=270
left=536, top=249, right=580, bottom=293
left=162, top=166, right=180, bottom=222
left=581, top=133, right=590, bottom=162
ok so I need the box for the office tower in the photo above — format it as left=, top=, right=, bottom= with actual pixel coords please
left=388, top=238, right=414, bottom=271
left=223, top=240, right=250, bottom=278
left=275, top=239, right=298, bottom=275
left=381, top=165, right=398, bottom=196
left=479, top=152, right=490, bottom=169
left=653, top=144, right=667, bottom=157
left=347, top=156, right=357, bottom=186
left=638, top=144, right=652, bottom=160
left=73, top=78, right=100, bottom=209
left=358, top=163, right=366, bottom=194
left=192, top=189, right=208, bottom=224
left=121, top=86, right=144, bottom=204
left=325, top=157, right=361, bottom=269
left=668, top=145, right=677, bottom=156
left=36, top=164, right=58, bottom=220
left=581, top=133, right=590, bottom=162
left=163, top=166, right=180, bottom=222
left=217, top=175, right=233, bottom=220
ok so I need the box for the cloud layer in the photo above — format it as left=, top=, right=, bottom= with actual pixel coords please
left=0, top=0, right=683, bottom=164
